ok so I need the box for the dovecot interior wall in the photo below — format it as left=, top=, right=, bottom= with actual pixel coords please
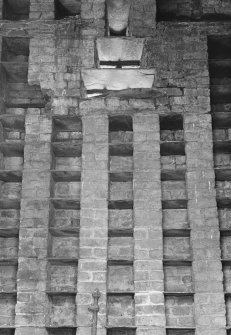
left=0, top=1, right=231, bottom=335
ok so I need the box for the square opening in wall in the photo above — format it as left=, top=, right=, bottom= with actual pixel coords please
left=55, top=0, right=81, bottom=19
left=3, top=0, right=30, bottom=20
left=156, top=0, right=195, bottom=22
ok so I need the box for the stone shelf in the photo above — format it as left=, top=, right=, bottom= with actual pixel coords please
left=0, top=228, right=19, bottom=238
left=52, top=142, right=82, bottom=157
left=49, top=228, right=79, bottom=237
left=0, top=199, right=20, bottom=210
left=0, top=171, right=22, bottom=182
left=108, top=201, right=133, bottom=210
left=162, top=200, right=188, bottom=210
left=163, top=229, right=191, bottom=238
left=163, top=260, right=192, bottom=266
left=160, top=142, right=185, bottom=156
left=108, top=229, right=133, bottom=237
left=109, top=144, right=133, bottom=157
left=51, top=171, right=81, bottom=182
left=50, top=199, right=80, bottom=210
left=47, top=258, right=78, bottom=266
left=161, top=170, right=186, bottom=181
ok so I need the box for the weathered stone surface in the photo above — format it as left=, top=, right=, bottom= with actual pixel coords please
left=82, top=69, right=155, bottom=91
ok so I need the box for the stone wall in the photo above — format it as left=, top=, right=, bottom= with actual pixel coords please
left=0, top=1, right=231, bottom=335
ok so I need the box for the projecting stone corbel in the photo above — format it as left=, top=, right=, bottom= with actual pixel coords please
left=106, top=0, right=132, bottom=36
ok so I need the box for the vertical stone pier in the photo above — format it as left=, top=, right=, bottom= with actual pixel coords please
left=15, top=110, right=52, bottom=335
left=133, top=112, right=166, bottom=335
left=77, top=113, right=109, bottom=335
left=184, top=113, right=226, bottom=335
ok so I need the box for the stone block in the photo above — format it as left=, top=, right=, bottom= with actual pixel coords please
left=0, top=295, right=16, bottom=326
left=165, top=295, right=194, bottom=327
left=164, top=237, right=191, bottom=260
left=48, top=295, right=76, bottom=327
left=108, top=265, right=134, bottom=292
left=51, top=236, right=79, bottom=259
left=108, top=237, right=133, bottom=261
left=164, top=265, right=193, bottom=293
left=107, top=295, right=135, bottom=327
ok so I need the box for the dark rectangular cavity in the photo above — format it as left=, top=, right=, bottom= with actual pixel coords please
left=215, top=169, right=231, bottom=181
left=3, top=0, right=30, bottom=20
left=55, top=0, right=81, bottom=19
left=161, top=170, right=186, bottom=181
left=162, top=200, right=188, bottom=209
left=109, top=116, right=133, bottom=132
left=160, top=142, right=185, bottom=156
left=213, top=141, right=231, bottom=154
left=47, top=328, right=76, bottom=335
left=166, top=329, right=195, bottom=335
left=100, top=61, right=140, bottom=68
left=110, top=144, right=133, bottom=157
left=110, top=172, right=133, bottom=182
left=212, top=113, right=231, bottom=129
left=107, top=328, right=136, bottom=335
left=108, top=201, right=133, bottom=210
left=52, top=142, right=82, bottom=157
left=51, top=171, right=81, bottom=182
left=0, top=329, right=15, bottom=335
left=53, top=116, right=82, bottom=132
left=208, top=36, right=231, bottom=60
left=51, top=199, right=80, bottom=210
left=160, top=115, right=183, bottom=130
left=1, top=37, right=29, bottom=62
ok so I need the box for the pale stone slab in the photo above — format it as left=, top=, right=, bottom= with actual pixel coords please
left=96, top=37, right=144, bottom=62
left=82, top=69, right=155, bottom=91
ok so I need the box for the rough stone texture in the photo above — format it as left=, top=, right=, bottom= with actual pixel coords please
left=76, top=114, right=108, bottom=335
left=165, top=295, right=195, bottom=328
left=0, top=1, right=231, bottom=334
left=133, top=113, right=166, bottom=334
left=185, top=114, right=226, bottom=335
left=15, top=111, right=52, bottom=331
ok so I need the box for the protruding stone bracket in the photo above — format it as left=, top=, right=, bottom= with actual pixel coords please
left=88, top=289, right=101, bottom=335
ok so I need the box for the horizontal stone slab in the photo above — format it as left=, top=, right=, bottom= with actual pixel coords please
left=82, top=69, right=155, bottom=91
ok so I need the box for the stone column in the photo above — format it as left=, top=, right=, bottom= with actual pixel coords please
left=133, top=112, right=166, bottom=335
left=76, top=113, right=109, bottom=335
left=184, top=113, right=226, bottom=335
left=15, top=109, right=52, bottom=335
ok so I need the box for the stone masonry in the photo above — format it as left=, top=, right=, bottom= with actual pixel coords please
left=0, top=1, right=230, bottom=335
